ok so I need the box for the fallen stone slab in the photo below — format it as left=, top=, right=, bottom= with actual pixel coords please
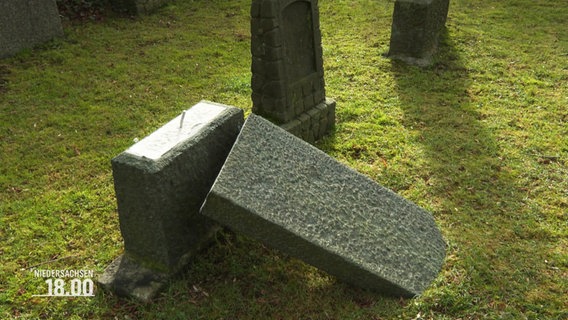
left=201, top=114, right=446, bottom=297
left=111, top=0, right=169, bottom=15
left=98, top=101, right=244, bottom=301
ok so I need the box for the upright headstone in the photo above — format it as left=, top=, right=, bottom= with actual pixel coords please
left=201, top=114, right=446, bottom=297
left=0, top=0, right=63, bottom=58
left=251, top=0, right=335, bottom=144
left=98, top=101, right=244, bottom=301
left=388, top=0, right=450, bottom=66
left=111, top=0, right=169, bottom=15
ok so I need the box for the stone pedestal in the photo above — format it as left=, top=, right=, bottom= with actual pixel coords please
left=98, top=101, right=244, bottom=301
left=0, top=0, right=63, bottom=58
left=388, top=0, right=450, bottom=66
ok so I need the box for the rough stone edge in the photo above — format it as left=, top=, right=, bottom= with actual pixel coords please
left=111, top=102, right=243, bottom=274
left=202, top=190, right=415, bottom=297
left=113, top=101, right=245, bottom=173
left=280, top=98, right=335, bottom=144
left=97, top=254, right=169, bottom=302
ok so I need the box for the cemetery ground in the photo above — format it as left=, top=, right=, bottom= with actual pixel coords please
left=0, top=0, right=566, bottom=318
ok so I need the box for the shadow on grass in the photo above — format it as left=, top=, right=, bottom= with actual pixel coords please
left=90, top=231, right=406, bottom=319
left=391, top=32, right=559, bottom=316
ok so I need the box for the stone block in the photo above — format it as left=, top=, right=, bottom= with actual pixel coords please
left=251, top=75, right=265, bottom=92
left=307, top=107, right=320, bottom=128
left=251, top=0, right=262, bottom=18
left=319, top=116, right=329, bottom=138
left=264, top=80, right=286, bottom=98
left=326, top=98, right=336, bottom=131
left=264, top=28, right=283, bottom=47
left=263, top=45, right=284, bottom=61
left=388, top=0, right=450, bottom=66
left=293, top=95, right=304, bottom=116
left=278, top=99, right=335, bottom=143
left=281, top=119, right=301, bottom=137
left=0, top=0, right=63, bottom=58
left=201, top=115, right=446, bottom=297
left=98, top=101, right=244, bottom=301
left=314, top=87, right=325, bottom=104
left=263, top=60, right=286, bottom=80
left=300, top=94, right=312, bottom=111
left=260, top=0, right=278, bottom=18
left=260, top=17, right=279, bottom=32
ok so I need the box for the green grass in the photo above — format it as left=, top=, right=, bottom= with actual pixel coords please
left=1, top=0, right=567, bottom=318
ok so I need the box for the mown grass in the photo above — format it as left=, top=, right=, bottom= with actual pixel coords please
left=1, top=0, right=566, bottom=319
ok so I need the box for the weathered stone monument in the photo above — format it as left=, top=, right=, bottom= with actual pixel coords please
left=201, top=115, right=446, bottom=297
left=98, top=1, right=449, bottom=299
left=388, top=0, right=450, bottom=66
left=98, top=101, right=244, bottom=301
left=251, top=0, right=335, bottom=144
left=0, top=0, right=63, bottom=58
left=110, top=0, right=170, bottom=15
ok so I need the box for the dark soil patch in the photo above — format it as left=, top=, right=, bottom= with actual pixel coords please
left=56, top=0, right=109, bottom=22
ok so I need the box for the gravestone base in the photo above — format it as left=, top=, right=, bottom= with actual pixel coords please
left=388, top=0, right=450, bottom=66
left=97, top=254, right=169, bottom=302
left=280, top=98, right=335, bottom=144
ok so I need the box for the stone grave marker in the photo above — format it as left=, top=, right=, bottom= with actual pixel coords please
left=98, top=101, right=244, bottom=301
left=251, top=0, right=335, bottom=144
left=0, top=0, right=63, bottom=58
left=201, top=114, right=446, bottom=297
left=388, top=0, right=450, bottom=66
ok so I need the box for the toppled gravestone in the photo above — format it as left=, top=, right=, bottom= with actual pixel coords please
left=388, top=0, right=450, bottom=66
left=0, top=0, right=63, bottom=58
left=98, top=101, right=244, bottom=301
left=201, top=114, right=446, bottom=297
left=251, top=0, right=335, bottom=144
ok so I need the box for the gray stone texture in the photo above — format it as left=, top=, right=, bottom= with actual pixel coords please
left=0, top=0, right=63, bottom=58
left=113, top=102, right=243, bottom=272
left=111, top=0, right=169, bottom=15
left=280, top=98, right=335, bottom=145
left=201, top=114, right=446, bottom=297
left=103, top=101, right=243, bottom=301
left=98, top=254, right=168, bottom=302
left=388, top=0, right=450, bottom=66
left=251, top=0, right=335, bottom=142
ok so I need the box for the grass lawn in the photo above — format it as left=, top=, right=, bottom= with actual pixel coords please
left=1, top=0, right=566, bottom=318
